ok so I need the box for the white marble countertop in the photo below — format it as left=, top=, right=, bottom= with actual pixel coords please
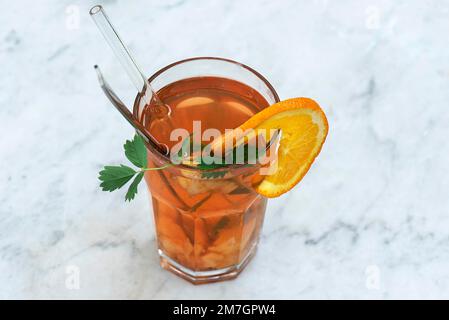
left=1, top=0, right=449, bottom=299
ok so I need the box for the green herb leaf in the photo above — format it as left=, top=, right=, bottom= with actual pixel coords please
left=125, top=172, right=144, bottom=201
left=124, top=134, right=147, bottom=168
left=196, top=161, right=227, bottom=171
left=198, top=142, right=263, bottom=179
left=98, top=165, right=136, bottom=191
left=201, top=170, right=227, bottom=179
left=98, top=133, right=268, bottom=200
left=231, top=142, right=265, bottom=164
left=197, top=156, right=227, bottom=178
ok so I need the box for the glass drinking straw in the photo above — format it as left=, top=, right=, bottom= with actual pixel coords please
left=90, top=4, right=281, bottom=162
left=89, top=5, right=170, bottom=154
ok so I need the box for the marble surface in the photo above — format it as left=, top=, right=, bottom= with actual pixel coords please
left=1, top=0, right=449, bottom=299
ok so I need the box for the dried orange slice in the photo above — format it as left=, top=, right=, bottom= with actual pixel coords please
left=239, top=97, right=328, bottom=198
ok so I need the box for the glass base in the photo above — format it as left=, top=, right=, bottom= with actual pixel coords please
left=158, top=243, right=258, bottom=285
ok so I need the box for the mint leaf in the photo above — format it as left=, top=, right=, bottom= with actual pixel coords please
left=124, top=134, right=147, bottom=168
left=99, top=165, right=136, bottom=191
left=125, top=172, right=144, bottom=201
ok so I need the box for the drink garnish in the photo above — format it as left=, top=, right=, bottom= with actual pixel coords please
left=98, top=134, right=172, bottom=201
left=98, top=97, right=328, bottom=201
left=98, top=134, right=262, bottom=200
left=236, top=97, right=329, bottom=197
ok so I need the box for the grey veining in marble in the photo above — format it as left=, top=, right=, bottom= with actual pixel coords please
left=1, top=0, right=449, bottom=299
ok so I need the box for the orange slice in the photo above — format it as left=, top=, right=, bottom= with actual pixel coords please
left=239, top=97, right=328, bottom=198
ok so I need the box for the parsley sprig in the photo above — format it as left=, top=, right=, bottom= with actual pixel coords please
left=98, top=134, right=171, bottom=201
left=98, top=133, right=264, bottom=201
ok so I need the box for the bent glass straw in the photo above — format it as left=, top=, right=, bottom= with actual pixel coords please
left=89, top=5, right=170, bottom=154
left=94, top=65, right=169, bottom=154
left=89, top=5, right=166, bottom=108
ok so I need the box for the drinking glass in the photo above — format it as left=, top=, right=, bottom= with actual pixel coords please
left=134, top=57, right=279, bottom=284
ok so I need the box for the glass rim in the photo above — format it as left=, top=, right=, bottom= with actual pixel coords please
left=148, top=56, right=280, bottom=102
left=143, top=56, right=280, bottom=173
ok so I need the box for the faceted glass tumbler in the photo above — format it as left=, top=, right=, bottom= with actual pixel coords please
left=133, top=57, right=279, bottom=284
